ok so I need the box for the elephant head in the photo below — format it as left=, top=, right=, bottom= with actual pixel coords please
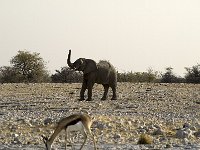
left=67, top=50, right=97, bottom=74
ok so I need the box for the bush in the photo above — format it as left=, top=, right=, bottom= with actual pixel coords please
left=117, top=69, right=158, bottom=83
left=185, top=64, right=200, bottom=84
left=0, top=66, right=19, bottom=83
left=137, top=134, right=153, bottom=144
left=160, top=67, right=184, bottom=83
left=51, top=67, right=82, bottom=83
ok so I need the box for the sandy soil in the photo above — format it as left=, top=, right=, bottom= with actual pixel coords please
left=0, top=83, right=200, bottom=149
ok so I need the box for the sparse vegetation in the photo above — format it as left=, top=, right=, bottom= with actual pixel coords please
left=51, top=67, right=82, bottom=83
left=117, top=68, right=158, bottom=83
left=0, top=50, right=199, bottom=84
left=185, top=64, right=200, bottom=84
left=160, top=67, right=184, bottom=83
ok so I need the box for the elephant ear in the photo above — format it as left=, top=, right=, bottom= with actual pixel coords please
left=84, top=59, right=97, bottom=74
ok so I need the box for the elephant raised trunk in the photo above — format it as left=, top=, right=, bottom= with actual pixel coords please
left=67, top=50, right=74, bottom=69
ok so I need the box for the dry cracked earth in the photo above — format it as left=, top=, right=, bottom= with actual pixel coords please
left=0, top=83, right=200, bottom=149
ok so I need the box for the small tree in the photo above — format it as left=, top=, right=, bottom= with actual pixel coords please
left=145, top=68, right=158, bottom=82
left=185, top=64, right=200, bottom=83
left=160, top=67, right=181, bottom=83
left=8, top=50, right=50, bottom=83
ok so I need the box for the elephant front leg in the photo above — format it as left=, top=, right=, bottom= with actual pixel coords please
left=80, top=81, right=87, bottom=101
left=86, top=81, right=95, bottom=101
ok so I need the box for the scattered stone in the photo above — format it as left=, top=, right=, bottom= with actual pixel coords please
left=30, top=119, right=40, bottom=126
left=190, top=126, right=196, bottom=131
left=69, top=91, right=75, bottom=95
left=175, top=128, right=193, bottom=139
left=10, top=125, right=18, bottom=132
left=182, top=138, right=189, bottom=145
left=153, top=128, right=165, bottom=135
left=138, top=126, right=147, bottom=134
left=183, top=122, right=190, bottom=128
left=146, top=88, right=152, bottom=92
left=0, top=83, right=200, bottom=148
left=44, top=118, right=53, bottom=125
left=154, top=124, right=162, bottom=129
left=12, top=133, right=19, bottom=138
left=113, top=133, right=121, bottom=140
left=194, top=131, right=200, bottom=137
left=93, top=121, right=106, bottom=130
left=165, top=143, right=172, bottom=148
left=175, top=129, right=188, bottom=139
left=16, top=118, right=26, bottom=124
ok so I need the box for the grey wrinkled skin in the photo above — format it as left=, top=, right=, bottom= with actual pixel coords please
left=67, top=50, right=117, bottom=101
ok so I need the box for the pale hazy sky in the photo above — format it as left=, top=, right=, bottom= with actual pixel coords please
left=0, top=0, right=200, bottom=76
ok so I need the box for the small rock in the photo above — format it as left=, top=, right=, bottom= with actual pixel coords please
left=187, top=129, right=194, bottom=138
left=44, top=118, right=52, bottom=125
left=93, top=121, right=106, bottom=130
left=138, top=128, right=146, bottom=134
left=175, top=128, right=193, bottom=139
left=154, top=124, right=162, bottom=129
left=182, top=138, right=189, bottom=145
left=106, top=123, right=112, bottom=129
left=194, top=130, right=200, bottom=137
left=128, top=136, right=136, bottom=142
left=12, top=135, right=22, bottom=144
left=113, top=133, right=121, bottom=140
left=183, top=122, right=190, bottom=128
left=30, top=119, right=40, bottom=126
left=190, top=126, right=196, bottom=131
left=146, top=88, right=151, bottom=92
left=175, top=129, right=188, bottom=139
left=10, top=125, right=17, bottom=132
left=12, top=133, right=19, bottom=138
left=69, top=91, right=75, bottom=94
left=119, top=118, right=125, bottom=124
left=32, top=127, right=42, bottom=133
left=165, top=143, right=172, bottom=148
left=159, top=136, right=167, bottom=142
left=16, top=118, right=26, bottom=124
left=153, top=128, right=165, bottom=135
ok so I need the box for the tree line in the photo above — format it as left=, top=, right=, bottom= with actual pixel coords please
left=0, top=51, right=200, bottom=83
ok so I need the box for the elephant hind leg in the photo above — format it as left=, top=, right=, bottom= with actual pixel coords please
left=111, top=85, right=117, bottom=100
left=101, top=84, right=109, bottom=100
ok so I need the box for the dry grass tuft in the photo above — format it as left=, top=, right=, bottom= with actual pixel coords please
left=137, top=134, right=153, bottom=144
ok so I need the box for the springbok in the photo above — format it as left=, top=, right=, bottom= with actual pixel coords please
left=42, top=113, right=97, bottom=150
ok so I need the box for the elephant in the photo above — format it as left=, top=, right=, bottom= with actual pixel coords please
left=67, top=50, right=117, bottom=101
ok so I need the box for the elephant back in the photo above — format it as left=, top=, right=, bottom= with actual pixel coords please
left=96, top=60, right=116, bottom=84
